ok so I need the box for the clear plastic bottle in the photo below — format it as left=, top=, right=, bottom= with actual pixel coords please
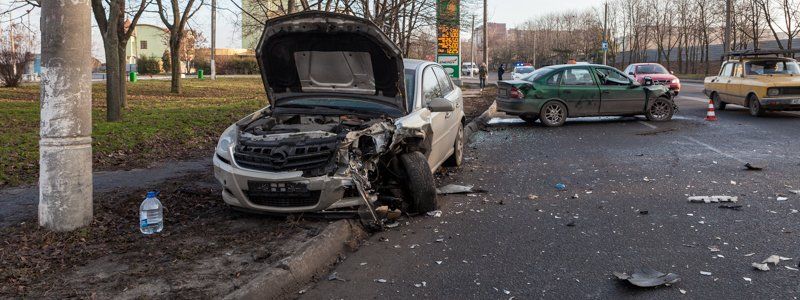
left=139, top=191, right=163, bottom=235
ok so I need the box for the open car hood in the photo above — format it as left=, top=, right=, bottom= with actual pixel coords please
left=256, top=12, right=407, bottom=115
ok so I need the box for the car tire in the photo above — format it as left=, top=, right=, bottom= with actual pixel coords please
left=400, top=151, right=438, bottom=213
left=645, top=96, right=674, bottom=122
left=712, top=93, right=726, bottom=111
left=749, top=95, right=765, bottom=117
left=539, top=101, right=567, bottom=127
left=520, top=115, right=539, bottom=124
left=444, top=124, right=465, bottom=167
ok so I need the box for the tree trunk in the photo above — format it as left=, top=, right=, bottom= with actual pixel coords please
left=118, top=44, right=128, bottom=108
left=104, top=33, right=122, bottom=121
left=170, top=38, right=182, bottom=94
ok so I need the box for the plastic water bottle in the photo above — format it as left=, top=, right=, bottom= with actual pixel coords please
left=139, top=191, right=164, bottom=235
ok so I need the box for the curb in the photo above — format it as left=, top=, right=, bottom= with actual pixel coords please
left=464, top=100, right=497, bottom=144
left=224, top=220, right=366, bottom=300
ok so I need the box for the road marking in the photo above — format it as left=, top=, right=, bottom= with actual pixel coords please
left=638, top=121, right=658, bottom=129
left=679, top=95, right=710, bottom=103
left=684, top=136, right=747, bottom=164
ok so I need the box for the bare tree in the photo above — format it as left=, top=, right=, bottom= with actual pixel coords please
left=91, top=0, right=149, bottom=122
left=155, top=0, right=205, bottom=94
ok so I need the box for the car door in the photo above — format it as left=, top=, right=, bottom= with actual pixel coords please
left=420, top=66, right=449, bottom=168
left=730, top=62, right=748, bottom=106
left=431, top=65, right=461, bottom=168
left=718, top=62, right=739, bottom=103
left=559, top=67, right=601, bottom=116
left=596, top=67, right=646, bottom=114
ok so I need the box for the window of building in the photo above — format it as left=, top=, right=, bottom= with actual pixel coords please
left=140, top=40, right=148, bottom=50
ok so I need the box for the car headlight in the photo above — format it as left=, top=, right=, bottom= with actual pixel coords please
left=767, top=88, right=781, bottom=97
left=215, top=125, right=237, bottom=162
left=671, top=78, right=680, bottom=84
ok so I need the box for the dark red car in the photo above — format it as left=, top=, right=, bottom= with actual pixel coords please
left=624, top=63, right=681, bottom=95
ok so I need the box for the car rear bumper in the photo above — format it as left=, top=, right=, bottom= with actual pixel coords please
left=760, top=97, right=800, bottom=111
left=213, top=155, right=362, bottom=213
left=496, top=98, right=541, bottom=115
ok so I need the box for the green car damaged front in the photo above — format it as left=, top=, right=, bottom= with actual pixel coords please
left=496, top=65, right=674, bottom=123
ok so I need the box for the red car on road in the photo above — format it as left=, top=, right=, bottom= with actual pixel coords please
left=624, top=63, right=681, bottom=95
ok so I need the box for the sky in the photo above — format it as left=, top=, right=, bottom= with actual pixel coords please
left=1, top=0, right=603, bottom=60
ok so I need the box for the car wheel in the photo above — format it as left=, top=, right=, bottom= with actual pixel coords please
left=712, top=93, right=726, bottom=111
left=645, top=97, right=674, bottom=122
left=520, top=115, right=539, bottom=124
left=400, top=151, right=438, bottom=213
left=539, top=101, right=567, bottom=127
left=444, top=124, right=465, bottom=167
left=749, top=95, right=765, bottom=117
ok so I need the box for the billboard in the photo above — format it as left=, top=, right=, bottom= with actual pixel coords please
left=437, top=0, right=460, bottom=79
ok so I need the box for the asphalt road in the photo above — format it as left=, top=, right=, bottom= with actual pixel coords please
left=299, top=83, right=800, bottom=299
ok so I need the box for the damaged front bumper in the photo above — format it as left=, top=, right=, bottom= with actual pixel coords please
left=213, top=153, right=363, bottom=213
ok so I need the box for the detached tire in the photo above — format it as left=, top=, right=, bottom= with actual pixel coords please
left=401, top=152, right=438, bottom=213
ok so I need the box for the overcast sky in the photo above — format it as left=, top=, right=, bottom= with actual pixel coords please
left=3, top=0, right=603, bottom=60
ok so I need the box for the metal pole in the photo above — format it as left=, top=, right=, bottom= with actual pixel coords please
left=211, top=0, right=217, bottom=80
left=482, top=0, right=488, bottom=67
left=603, top=1, right=608, bottom=65
left=470, top=14, right=475, bottom=77
left=723, top=0, right=731, bottom=54
left=533, top=30, right=536, bottom=67
left=39, top=0, right=94, bottom=231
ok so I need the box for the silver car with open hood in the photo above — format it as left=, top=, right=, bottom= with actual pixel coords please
left=212, top=12, right=465, bottom=216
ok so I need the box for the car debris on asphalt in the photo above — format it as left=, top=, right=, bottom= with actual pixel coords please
left=752, top=263, right=770, bottom=271
left=613, top=268, right=681, bottom=287
left=762, top=255, right=792, bottom=264
left=699, top=271, right=712, bottom=276
left=436, top=184, right=487, bottom=195
left=688, top=196, right=738, bottom=203
left=328, top=272, right=346, bottom=282
left=555, top=183, right=567, bottom=190
left=744, top=163, right=763, bottom=171
left=718, top=204, right=743, bottom=211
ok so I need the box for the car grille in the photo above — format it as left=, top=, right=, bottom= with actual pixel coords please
left=781, top=87, right=800, bottom=96
left=233, top=135, right=340, bottom=177
left=246, top=181, right=320, bottom=208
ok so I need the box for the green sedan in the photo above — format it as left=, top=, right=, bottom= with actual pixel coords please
left=496, top=64, right=676, bottom=127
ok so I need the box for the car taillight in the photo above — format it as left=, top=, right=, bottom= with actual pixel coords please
left=509, top=87, right=523, bottom=99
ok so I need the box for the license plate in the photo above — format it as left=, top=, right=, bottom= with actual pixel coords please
left=792, top=99, right=800, bottom=105
left=499, top=90, right=508, bottom=97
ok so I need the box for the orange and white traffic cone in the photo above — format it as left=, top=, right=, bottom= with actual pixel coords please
left=706, top=98, right=718, bottom=121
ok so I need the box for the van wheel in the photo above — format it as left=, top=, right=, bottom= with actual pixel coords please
left=400, top=152, right=438, bottom=213
left=712, top=93, right=726, bottom=110
left=444, top=125, right=464, bottom=167
left=646, top=97, right=674, bottom=121
left=539, top=101, right=567, bottom=127
left=749, top=95, right=765, bottom=117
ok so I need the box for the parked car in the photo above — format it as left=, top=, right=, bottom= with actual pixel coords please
left=496, top=64, right=675, bottom=127
left=704, top=50, right=800, bottom=117
left=213, top=12, right=465, bottom=215
left=511, top=65, right=535, bottom=80
left=462, top=62, right=479, bottom=76
left=624, top=63, right=681, bottom=95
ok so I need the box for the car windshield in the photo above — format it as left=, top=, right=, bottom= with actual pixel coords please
left=635, top=64, right=669, bottom=74
left=404, top=69, right=416, bottom=109
left=522, top=67, right=555, bottom=81
left=514, top=67, right=535, bottom=74
left=745, top=60, right=800, bottom=75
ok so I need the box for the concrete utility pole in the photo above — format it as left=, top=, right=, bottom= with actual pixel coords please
left=482, top=0, right=488, bottom=67
left=39, top=0, right=94, bottom=231
left=723, top=0, right=731, bottom=54
left=470, top=14, right=475, bottom=77
left=211, top=0, right=217, bottom=80
left=603, top=1, right=608, bottom=65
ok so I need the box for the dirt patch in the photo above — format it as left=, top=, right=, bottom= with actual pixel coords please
left=462, top=87, right=496, bottom=124
left=0, top=172, right=328, bottom=299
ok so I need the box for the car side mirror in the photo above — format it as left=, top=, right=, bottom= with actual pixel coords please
left=643, top=76, right=654, bottom=86
left=428, top=97, right=454, bottom=112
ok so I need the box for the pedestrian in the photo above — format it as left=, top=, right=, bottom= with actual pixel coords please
left=498, top=64, right=506, bottom=81
left=479, top=63, right=488, bottom=91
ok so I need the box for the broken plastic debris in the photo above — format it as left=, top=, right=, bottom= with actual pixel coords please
left=744, top=253, right=755, bottom=257
left=751, top=263, right=770, bottom=271
left=436, top=184, right=487, bottom=195
left=786, top=266, right=799, bottom=271
left=790, top=190, right=800, bottom=195
left=777, top=196, right=788, bottom=201
left=435, top=261, right=443, bottom=265
left=426, top=210, right=443, bottom=218
left=679, top=289, right=687, bottom=294
left=614, top=268, right=681, bottom=287
left=527, top=194, right=539, bottom=200
left=699, top=271, right=712, bottom=276
left=328, top=272, right=346, bottom=282
left=375, top=279, right=388, bottom=283
left=413, top=281, right=427, bottom=288
left=385, top=221, right=400, bottom=228
left=743, top=277, right=752, bottom=283
left=744, top=163, right=763, bottom=171
left=708, top=245, right=720, bottom=252
left=762, top=255, right=792, bottom=265
left=718, top=204, right=743, bottom=211
left=555, top=183, right=567, bottom=190
left=688, top=196, right=738, bottom=203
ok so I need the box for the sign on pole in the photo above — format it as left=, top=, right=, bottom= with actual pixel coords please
left=602, top=41, right=609, bottom=51
left=437, top=0, right=460, bottom=79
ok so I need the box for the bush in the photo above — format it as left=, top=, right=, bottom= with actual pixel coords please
left=161, top=51, right=171, bottom=72
left=137, top=56, right=161, bottom=75
left=0, top=50, right=34, bottom=87
left=191, top=56, right=259, bottom=75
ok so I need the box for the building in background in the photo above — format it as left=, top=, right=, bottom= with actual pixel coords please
left=125, top=23, right=169, bottom=71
